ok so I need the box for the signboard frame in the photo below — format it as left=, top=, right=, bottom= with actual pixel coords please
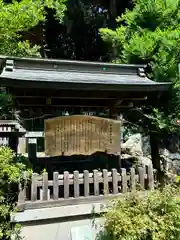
left=45, top=115, right=120, bottom=157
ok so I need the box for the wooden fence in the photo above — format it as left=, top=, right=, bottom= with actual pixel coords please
left=18, top=165, right=154, bottom=209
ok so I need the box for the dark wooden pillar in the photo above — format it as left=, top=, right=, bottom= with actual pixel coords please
left=28, top=138, right=37, bottom=170
left=9, top=136, right=18, bottom=155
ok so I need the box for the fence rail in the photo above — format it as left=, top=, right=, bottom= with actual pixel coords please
left=18, top=165, right=154, bottom=208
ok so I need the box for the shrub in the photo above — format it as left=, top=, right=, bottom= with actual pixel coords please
left=99, top=185, right=180, bottom=239
left=0, top=147, right=27, bottom=239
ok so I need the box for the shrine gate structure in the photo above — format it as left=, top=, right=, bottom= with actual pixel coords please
left=0, top=56, right=170, bottom=172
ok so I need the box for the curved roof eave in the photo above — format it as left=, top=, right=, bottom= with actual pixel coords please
left=0, top=55, right=171, bottom=92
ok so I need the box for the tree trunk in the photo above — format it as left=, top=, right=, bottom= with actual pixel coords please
left=109, top=0, right=117, bottom=18
left=150, top=132, right=164, bottom=182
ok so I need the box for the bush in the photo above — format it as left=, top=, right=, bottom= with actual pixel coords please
left=15, top=154, right=32, bottom=170
left=99, top=185, right=180, bottom=239
left=0, top=147, right=27, bottom=239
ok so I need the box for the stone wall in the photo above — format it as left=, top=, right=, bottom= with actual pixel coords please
left=121, top=133, right=180, bottom=172
left=12, top=202, right=104, bottom=240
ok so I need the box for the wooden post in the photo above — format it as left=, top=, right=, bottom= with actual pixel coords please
left=130, top=168, right=136, bottom=191
left=103, top=169, right=109, bottom=195
left=40, top=189, right=50, bottom=201
left=31, top=173, right=38, bottom=201
left=18, top=171, right=28, bottom=204
left=9, top=136, right=18, bottom=155
left=74, top=171, right=80, bottom=198
left=64, top=171, right=69, bottom=199
left=147, top=164, right=154, bottom=190
left=121, top=168, right=127, bottom=193
left=28, top=138, right=37, bottom=170
left=42, top=172, right=48, bottom=200
left=18, top=183, right=25, bottom=204
left=53, top=172, right=59, bottom=200
left=138, top=167, right=145, bottom=190
left=112, top=168, right=118, bottom=194
left=17, top=137, right=26, bottom=154
left=93, top=169, right=99, bottom=196
left=84, top=170, right=89, bottom=197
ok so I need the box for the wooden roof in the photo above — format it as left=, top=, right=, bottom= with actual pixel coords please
left=0, top=56, right=170, bottom=92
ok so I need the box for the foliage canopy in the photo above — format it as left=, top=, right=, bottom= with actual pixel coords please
left=0, top=0, right=67, bottom=57
left=100, top=0, right=180, bottom=133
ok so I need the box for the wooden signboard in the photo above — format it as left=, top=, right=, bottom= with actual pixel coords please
left=45, top=115, right=120, bottom=157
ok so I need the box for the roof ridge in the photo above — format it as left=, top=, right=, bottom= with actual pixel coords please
left=0, top=56, right=146, bottom=76
left=0, top=55, right=145, bottom=67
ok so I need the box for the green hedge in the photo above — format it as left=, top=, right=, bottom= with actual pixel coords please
left=99, top=184, right=180, bottom=239
left=0, top=147, right=28, bottom=239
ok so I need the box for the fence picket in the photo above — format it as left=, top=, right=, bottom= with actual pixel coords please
left=121, top=168, right=127, bottom=193
left=112, top=169, right=118, bottom=194
left=93, top=169, right=99, bottom=196
left=64, top=171, right=69, bottom=199
left=42, top=172, right=48, bottom=200
left=31, top=173, right=38, bottom=201
left=74, top=171, right=79, bottom=198
left=147, top=164, right=154, bottom=190
left=130, top=168, right=136, bottom=191
left=40, top=188, right=50, bottom=200
left=138, top=167, right=145, bottom=190
left=84, top=170, right=89, bottom=197
left=18, top=183, right=25, bottom=203
left=103, top=169, right=109, bottom=195
left=53, top=172, right=59, bottom=200
left=18, top=171, right=28, bottom=203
